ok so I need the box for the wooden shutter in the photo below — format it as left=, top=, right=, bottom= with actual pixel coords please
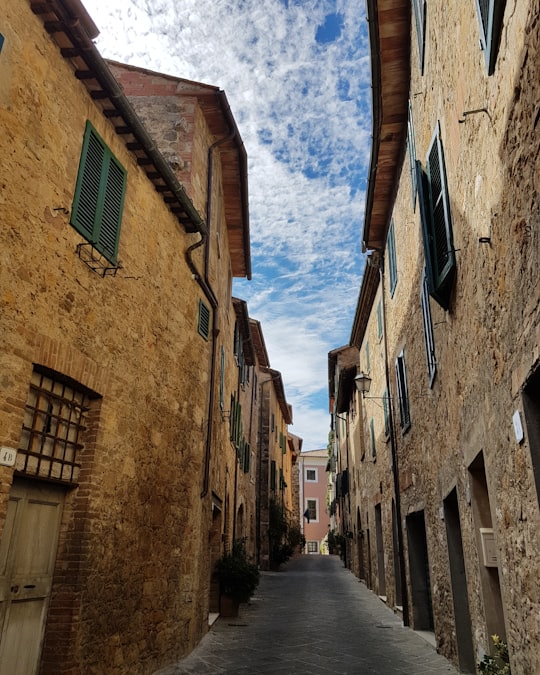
left=417, top=123, right=456, bottom=310
left=387, top=220, right=398, bottom=296
left=475, top=0, right=506, bottom=75
left=420, top=271, right=437, bottom=386
left=412, top=0, right=426, bottom=74
left=407, top=100, right=417, bottom=210
left=71, top=122, right=126, bottom=262
left=370, top=418, right=376, bottom=459
left=395, top=353, right=411, bottom=429
left=198, top=300, right=211, bottom=340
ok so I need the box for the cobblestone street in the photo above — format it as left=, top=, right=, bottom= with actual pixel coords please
left=157, top=555, right=459, bottom=675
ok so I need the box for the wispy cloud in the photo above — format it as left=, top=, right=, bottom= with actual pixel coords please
left=84, top=0, right=370, bottom=449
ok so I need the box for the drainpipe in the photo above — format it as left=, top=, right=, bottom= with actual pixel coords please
left=379, top=255, right=410, bottom=626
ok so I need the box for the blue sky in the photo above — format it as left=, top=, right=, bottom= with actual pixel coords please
left=83, top=0, right=371, bottom=450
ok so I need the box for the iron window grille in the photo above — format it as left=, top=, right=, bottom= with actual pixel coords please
left=17, top=369, right=92, bottom=484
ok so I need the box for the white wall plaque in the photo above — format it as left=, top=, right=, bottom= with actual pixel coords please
left=512, top=410, right=524, bottom=444
left=0, top=447, right=17, bottom=467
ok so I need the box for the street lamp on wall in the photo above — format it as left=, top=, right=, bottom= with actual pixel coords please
left=354, top=371, right=372, bottom=397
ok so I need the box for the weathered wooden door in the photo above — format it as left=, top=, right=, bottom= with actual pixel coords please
left=0, top=479, right=64, bottom=674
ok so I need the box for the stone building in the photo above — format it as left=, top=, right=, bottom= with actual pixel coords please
left=249, top=321, right=297, bottom=569
left=298, top=448, right=331, bottom=554
left=0, top=0, right=292, bottom=672
left=330, top=1, right=540, bottom=673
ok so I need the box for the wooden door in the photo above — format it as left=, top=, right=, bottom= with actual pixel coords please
left=0, top=479, right=64, bottom=674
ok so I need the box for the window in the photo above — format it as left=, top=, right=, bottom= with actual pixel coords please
left=475, top=0, right=506, bottom=75
left=18, top=367, right=98, bottom=484
left=242, top=442, right=250, bottom=474
left=198, top=300, right=211, bottom=340
left=307, top=541, right=318, bottom=553
left=417, top=123, right=456, bottom=310
left=71, top=121, right=127, bottom=263
left=412, top=0, right=426, bottom=74
left=395, top=352, right=411, bottom=431
left=421, top=271, right=437, bottom=386
left=270, top=460, right=276, bottom=490
left=365, top=341, right=371, bottom=372
left=407, top=100, right=417, bottom=210
left=387, top=220, right=398, bottom=297
left=306, top=468, right=317, bottom=482
left=219, top=346, right=225, bottom=410
left=377, top=300, right=383, bottom=340
left=383, top=390, right=391, bottom=439
left=306, top=499, right=318, bottom=522
left=0, top=33, right=4, bottom=54
left=370, top=418, right=376, bottom=459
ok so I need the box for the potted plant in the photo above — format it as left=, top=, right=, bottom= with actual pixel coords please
left=214, top=541, right=259, bottom=617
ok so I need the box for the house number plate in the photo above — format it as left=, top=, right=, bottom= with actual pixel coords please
left=0, top=447, right=17, bottom=467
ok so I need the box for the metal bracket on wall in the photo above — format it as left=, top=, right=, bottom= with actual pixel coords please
left=76, top=242, right=122, bottom=277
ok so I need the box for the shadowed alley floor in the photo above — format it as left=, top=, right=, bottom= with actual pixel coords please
left=155, top=555, right=459, bottom=675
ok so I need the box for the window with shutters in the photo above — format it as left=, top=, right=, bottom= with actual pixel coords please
left=412, top=0, right=426, bottom=74
left=306, top=468, right=317, bottom=482
left=417, top=123, right=456, bottom=310
left=421, top=271, right=437, bottom=386
left=383, top=390, right=391, bottom=439
left=407, top=100, right=417, bottom=210
left=198, top=300, right=211, bottom=340
left=475, top=0, right=506, bottom=75
left=270, top=460, right=276, bottom=491
left=219, top=346, right=225, bottom=410
left=71, top=121, right=127, bottom=263
left=395, top=352, right=411, bottom=431
left=377, top=300, right=383, bottom=340
left=387, top=220, right=398, bottom=297
left=370, top=418, right=376, bottom=459
left=365, top=341, right=371, bottom=373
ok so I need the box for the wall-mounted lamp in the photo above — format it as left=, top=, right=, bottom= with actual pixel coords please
left=354, top=371, right=372, bottom=397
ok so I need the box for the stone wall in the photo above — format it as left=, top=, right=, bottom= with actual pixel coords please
left=366, top=1, right=539, bottom=671
left=0, top=1, right=242, bottom=672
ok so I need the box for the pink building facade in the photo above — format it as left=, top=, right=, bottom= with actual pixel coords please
left=299, top=449, right=330, bottom=554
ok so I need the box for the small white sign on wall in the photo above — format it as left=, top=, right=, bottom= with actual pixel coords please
left=512, top=410, right=524, bottom=444
left=0, top=447, right=17, bottom=467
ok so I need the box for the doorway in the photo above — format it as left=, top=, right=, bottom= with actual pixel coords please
left=444, top=488, right=476, bottom=674
left=374, top=503, right=386, bottom=597
left=406, top=509, right=434, bottom=630
left=0, top=478, right=65, bottom=675
left=469, top=453, right=506, bottom=644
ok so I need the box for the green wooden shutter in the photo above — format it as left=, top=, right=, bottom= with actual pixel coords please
left=407, top=100, right=417, bottom=210
left=387, top=219, right=398, bottom=297
left=198, top=300, right=211, bottom=339
left=383, top=391, right=390, bottom=438
left=71, top=122, right=126, bottom=263
left=420, top=271, right=437, bottom=386
left=426, top=126, right=456, bottom=308
left=395, top=353, right=411, bottom=429
left=412, top=0, right=426, bottom=74
left=475, top=0, right=506, bottom=75
left=417, top=125, right=456, bottom=310
left=370, top=418, right=376, bottom=459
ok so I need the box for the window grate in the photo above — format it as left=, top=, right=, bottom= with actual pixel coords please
left=17, top=371, right=89, bottom=484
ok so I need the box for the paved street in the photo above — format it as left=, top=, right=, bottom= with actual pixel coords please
left=156, top=555, right=459, bottom=675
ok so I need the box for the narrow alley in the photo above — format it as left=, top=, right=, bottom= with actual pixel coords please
left=157, top=555, right=458, bottom=675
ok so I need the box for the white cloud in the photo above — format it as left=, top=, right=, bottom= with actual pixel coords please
left=84, top=0, right=370, bottom=448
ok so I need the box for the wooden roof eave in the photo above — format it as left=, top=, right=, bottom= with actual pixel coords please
left=30, top=0, right=206, bottom=236
left=363, top=0, right=411, bottom=253
left=349, top=254, right=381, bottom=349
